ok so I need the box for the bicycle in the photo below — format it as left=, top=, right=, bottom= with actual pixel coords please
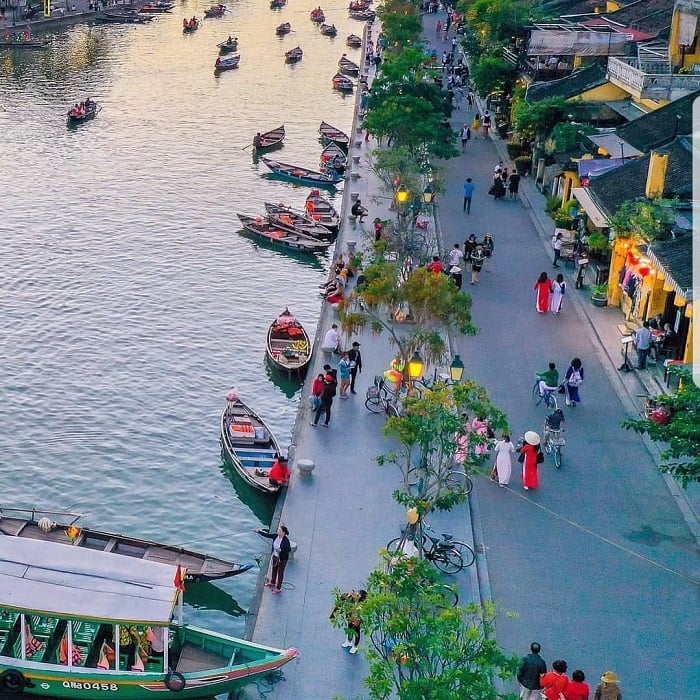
left=405, top=465, right=473, bottom=498
left=541, top=423, right=565, bottom=469
left=365, top=375, right=401, bottom=417
left=386, top=521, right=475, bottom=574
left=532, top=374, right=559, bottom=409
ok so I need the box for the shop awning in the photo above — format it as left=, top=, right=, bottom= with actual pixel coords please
left=577, top=158, right=624, bottom=178
left=528, top=30, right=630, bottom=56
left=571, top=187, right=609, bottom=227
left=603, top=100, right=649, bottom=121
left=588, top=134, right=643, bottom=159
left=646, top=237, right=693, bottom=301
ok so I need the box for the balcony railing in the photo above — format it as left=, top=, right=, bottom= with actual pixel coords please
left=607, top=57, right=700, bottom=99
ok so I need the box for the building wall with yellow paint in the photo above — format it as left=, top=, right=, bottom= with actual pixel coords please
left=670, top=5, right=700, bottom=68
left=577, top=82, right=628, bottom=102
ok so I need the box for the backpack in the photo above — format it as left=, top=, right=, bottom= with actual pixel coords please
left=568, top=369, right=582, bottom=387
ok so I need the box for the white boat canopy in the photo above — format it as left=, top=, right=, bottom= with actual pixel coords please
left=0, top=536, right=178, bottom=625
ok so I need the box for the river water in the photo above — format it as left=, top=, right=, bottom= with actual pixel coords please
left=0, top=0, right=359, bottom=641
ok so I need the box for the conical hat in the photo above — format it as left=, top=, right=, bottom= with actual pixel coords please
left=524, top=431, right=540, bottom=446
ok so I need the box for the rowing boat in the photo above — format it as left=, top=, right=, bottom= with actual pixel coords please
left=284, top=46, right=303, bottom=62
left=310, top=7, right=325, bottom=22
left=332, top=72, right=354, bottom=91
left=217, top=37, right=238, bottom=53
left=66, top=101, right=100, bottom=126
left=99, top=10, right=154, bottom=23
left=266, top=308, right=311, bottom=375
left=276, top=21, right=291, bottom=35
left=182, top=19, right=199, bottom=32
left=220, top=392, right=284, bottom=494
left=0, top=507, right=252, bottom=582
left=0, top=536, right=297, bottom=698
left=270, top=0, right=287, bottom=7
left=237, top=213, right=332, bottom=252
left=304, top=189, right=340, bottom=230
left=0, top=39, right=49, bottom=49
left=253, top=125, right=285, bottom=151
left=318, top=120, right=349, bottom=150
left=349, top=8, right=375, bottom=20
left=215, top=55, right=240, bottom=72
left=320, top=141, right=347, bottom=164
left=261, top=157, right=344, bottom=187
left=346, top=33, right=362, bottom=47
left=320, top=23, right=337, bottom=36
left=264, top=202, right=335, bottom=240
left=139, top=1, right=174, bottom=13
left=338, top=54, right=360, bottom=74
left=204, top=4, right=227, bottom=17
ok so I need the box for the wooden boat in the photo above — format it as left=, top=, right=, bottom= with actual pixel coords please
left=276, top=21, right=291, bottom=35
left=261, top=157, right=344, bottom=187
left=320, top=141, right=346, bottom=164
left=318, top=120, right=349, bottom=150
left=0, top=536, right=298, bottom=698
left=100, top=10, right=153, bottom=23
left=266, top=308, right=311, bottom=375
left=182, top=19, right=199, bottom=32
left=350, top=8, right=375, bottom=20
left=236, top=213, right=332, bottom=252
left=253, top=125, right=285, bottom=151
left=139, top=1, right=174, bottom=13
left=320, top=23, right=338, bottom=36
left=204, top=4, right=227, bottom=17
left=220, top=392, right=284, bottom=493
left=305, top=189, right=340, bottom=230
left=270, top=0, right=287, bottom=7
left=0, top=38, right=49, bottom=49
left=66, top=100, right=100, bottom=126
left=264, top=202, right=335, bottom=240
left=284, top=45, right=303, bottom=62
left=310, top=6, right=325, bottom=22
left=349, top=0, right=370, bottom=9
left=332, top=72, right=354, bottom=91
left=0, top=507, right=253, bottom=582
left=217, top=36, right=239, bottom=53
left=346, top=33, right=362, bottom=47
left=338, top=54, right=360, bottom=74
left=214, top=55, right=240, bottom=72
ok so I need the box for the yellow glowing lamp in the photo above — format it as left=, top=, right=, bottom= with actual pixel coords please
left=395, top=185, right=410, bottom=205
left=450, top=355, right=465, bottom=383
left=407, top=351, right=424, bottom=380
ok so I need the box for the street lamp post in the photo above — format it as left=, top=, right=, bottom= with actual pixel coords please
left=395, top=184, right=411, bottom=233
left=449, top=355, right=465, bottom=383
left=407, top=350, right=424, bottom=384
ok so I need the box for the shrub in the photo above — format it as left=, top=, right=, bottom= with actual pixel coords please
left=506, top=142, right=522, bottom=159
left=514, top=156, right=531, bottom=175
left=545, top=196, right=562, bottom=215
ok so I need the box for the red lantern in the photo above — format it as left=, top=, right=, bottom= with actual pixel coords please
left=627, top=252, right=640, bottom=265
left=638, top=266, right=651, bottom=277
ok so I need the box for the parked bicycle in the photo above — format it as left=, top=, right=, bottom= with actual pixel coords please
left=386, top=521, right=475, bottom=574
left=532, top=373, right=559, bottom=409
left=405, top=464, right=473, bottom=499
left=365, top=375, right=401, bottom=417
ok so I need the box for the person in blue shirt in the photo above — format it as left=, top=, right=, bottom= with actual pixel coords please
left=462, top=177, right=475, bottom=214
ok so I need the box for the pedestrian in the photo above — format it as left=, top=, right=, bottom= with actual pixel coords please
left=338, top=352, right=352, bottom=398
left=635, top=321, right=652, bottom=369
left=347, top=341, right=362, bottom=394
left=462, top=177, right=475, bottom=213
left=255, top=525, right=291, bottom=594
left=311, top=372, right=324, bottom=411
left=441, top=50, right=448, bottom=72
left=321, top=323, right=341, bottom=354
left=459, top=123, right=471, bottom=152
left=481, top=232, right=494, bottom=271
left=490, top=174, right=506, bottom=200
left=467, top=89, right=475, bottom=109
left=471, top=414, right=490, bottom=456
left=451, top=36, right=457, bottom=53
left=469, top=243, right=485, bottom=284
left=463, top=232, right=477, bottom=259
left=593, top=671, right=622, bottom=700
left=491, top=432, right=514, bottom=486
left=453, top=84, right=463, bottom=109
left=447, top=242, right=464, bottom=268
left=330, top=589, right=368, bottom=655
left=311, top=370, right=337, bottom=426
left=373, top=217, right=384, bottom=242
left=550, top=273, right=566, bottom=314
left=541, top=660, right=570, bottom=700
left=494, top=160, right=503, bottom=177
left=564, top=670, right=590, bottom=700
left=471, top=112, right=481, bottom=137
left=519, top=430, right=543, bottom=490
left=517, top=641, right=547, bottom=699
left=449, top=265, right=463, bottom=290
left=435, top=19, right=442, bottom=36
left=564, top=357, right=584, bottom=407
left=482, top=110, right=491, bottom=137
left=534, top=271, right=552, bottom=313
left=508, top=171, right=521, bottom=199
left=551, top=231, right=563, bottom=268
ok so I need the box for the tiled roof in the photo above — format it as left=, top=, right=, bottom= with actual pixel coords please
left=526, top=63, right=608, bottom=102
left=598, top=0, right=674, bottom=35
left=541, top=0, right=602, bottom=15
left=615, top=89, right=700, bottom=151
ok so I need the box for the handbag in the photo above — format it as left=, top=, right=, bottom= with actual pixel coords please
left=557, top=384, right=565, bottom=394
left=517, top=451, right=525, bottom=464
left=536, top=450, right=544, bottom=464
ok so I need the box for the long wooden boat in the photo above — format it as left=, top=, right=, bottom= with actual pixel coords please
left=220, top=393, right=284, bottom=493
left=100, top=10, right=153, bottom=23
left=270, top=0, right=287, bottom=8
left=0, top=39, right=49, bottom=49
left=332, top=72, right=354, bottom=91
left=217, top=36, right=238, bottom=53
left=0, top=536, right=298, bottom=698
left=320, top=141, right=346, bottom=164
left=253, top=125, right=285, bottom=150
left=346, top=33, right=362, bottom=47
left=139, top=1, right=174, bottom=13
left=320, top=23, right=338, bottom=36
left=276, top=21, right=291, bottom=35
left=182, top=19, right=200, bottom=32
left=349, top=8, right=375, bottom=20
left=66, top=101, right=100, bottom=126
left=338, top=54, right=360, bottom=74
left=237, top=213, right=332, bottom=252
left=0, top=507, right=253, bottom=582
left=261, top=157, right=344, bottom=187
left=204, top=4, right=227, bottom=18
left=214, top=55, right=240, bottom=72
left=266, top=308, right=311, bottom=375
left=304, top=189, right=340, bottom=230
left=284, top=46, right=303, bottom=62
left=310, top=7, right=325, bottom=22
left=349, top=0, right=370, bottom=10
left=264, top=202, right=335, bottom=240
left=318, top=120, right=349, bottom=150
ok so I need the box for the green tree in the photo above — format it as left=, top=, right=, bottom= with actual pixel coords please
left=359, top=554, right=519, bottom=700
left=545, top=122, right=596, bottom=154
left=621, top=368, right=700, bottom=487
left=512, top=96, right=571, bottom=141
left=609, top=199, right=676, bottom=242
left=470, top=56, right=517, bottom=97
left=378, top=6, right=423, bottom=47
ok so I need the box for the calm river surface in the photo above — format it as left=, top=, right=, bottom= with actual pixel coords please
left=0, top=0, right=358, bottom=641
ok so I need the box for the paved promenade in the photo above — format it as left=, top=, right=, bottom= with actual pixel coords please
left=249, top=14, right=700, bottom=700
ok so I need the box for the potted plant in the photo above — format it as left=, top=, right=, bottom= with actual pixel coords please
left=590, top=282, right=608, bottom=307
left=585, top=231, right=610, bottom=254
left=349, top=252, right=363, bottom=275
left=514, top=156, right=532, bottom=176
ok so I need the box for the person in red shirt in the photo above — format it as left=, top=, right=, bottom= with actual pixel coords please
left=268, top=455, right=290, bottom=488
left=564, top=669, right=590, bottom=700
left=541, top=659, right=569, bottom=700
left=426, top=256, right=444, bottom=274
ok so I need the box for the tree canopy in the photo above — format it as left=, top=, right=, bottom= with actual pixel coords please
left=512, top=97, right=571, bottom=141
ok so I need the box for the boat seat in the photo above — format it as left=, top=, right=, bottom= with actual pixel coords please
left=0, top=611, right=19, bottom=631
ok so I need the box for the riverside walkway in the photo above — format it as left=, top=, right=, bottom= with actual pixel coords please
left=248, top=13, right=700, bottom=700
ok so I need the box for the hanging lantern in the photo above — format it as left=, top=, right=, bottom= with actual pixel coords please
left=627, top=251, right=640, bottom=266
left=674, top=295, right=687, bottom=307
left=638, top=266, right=651, bottom=277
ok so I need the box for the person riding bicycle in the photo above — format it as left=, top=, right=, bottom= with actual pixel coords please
left=543, top=407, right=565, bottom=444
left=536, top=362, right=559, bottom=397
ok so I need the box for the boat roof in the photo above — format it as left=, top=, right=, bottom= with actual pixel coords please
left=0, top=536, right=178, bottom=625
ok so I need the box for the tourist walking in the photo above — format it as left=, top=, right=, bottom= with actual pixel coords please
left=550, top=273, right=566, bottom=314
left=447, top=242, right=463, bottom=268
left=564, top=670, right=591, bottom=700
left=462, top=177, right=475, bottom=213
left=347, top=341, right=362, bottom=394
left=337, top=352, right=352, bottom=398
left=460, top=123, right=471, bottom=152
left=481, top=232, right=494, bottom=272
left=508, top=171, right=521, bottom=199
left=467, top=89, right=475, bottom=109
left=256, top=525, right=292, bottom=594
left=552, top=231, right=563, bottom=268
left=534, top=272, right=552, bottom=313
left=593, top=671, right=622, bottom=700
left=541, top=660, right=570, bottom=700
left=311, top=370, right=337, bottom=426
left=449, top=265, right=463, bottom=290
left=471, top=414, right=490, bottom=456
left=564, top=357, right=584, bottom=407
left=463, top=232, right=477, bottom=259
left=519, top=430, right=543, bottom=490
left=453, top=84, right=464, bottom=109
left=471, top=112, right=481, bottom=137
left=482, top=110, right=491, bottom=137
left=330, top=589, right=367, bottom=655
left=635, top=321, right=652, bottom=369
left=517, top=642, right=547, bottom=699
left=469, top=242, right=485, bottom=284
left=492, top=432, right=514, bottom=486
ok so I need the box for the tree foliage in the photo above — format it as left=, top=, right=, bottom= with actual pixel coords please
left=360, top=554, right=519, bottom=700
left=512, top=97, right=571, bottom=141
left=609, top=199, right=676, bottom=242
left=469, top=57, right=517, bottom=97
left=621, top=368, right=700, bottom=487
left=545, top=122, right=596, bottom=155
